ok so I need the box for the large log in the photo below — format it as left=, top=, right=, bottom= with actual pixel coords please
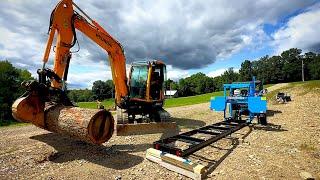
left=44, top=104, right=114, bottom=144
left=12, top=96, right=114, bottom=144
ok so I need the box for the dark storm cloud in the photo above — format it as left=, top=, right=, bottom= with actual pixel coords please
left=307, top=43, right=320, bottom=53
left=0, top=0, right=318, bottom=71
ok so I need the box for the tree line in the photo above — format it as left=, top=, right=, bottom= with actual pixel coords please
left=67, top=80, right=114, bottom=102
left=166, top=48, right=320, bottom=95
left=0, top=61, right=34, bottom=122
left=1, top=48, right=320, bottom=109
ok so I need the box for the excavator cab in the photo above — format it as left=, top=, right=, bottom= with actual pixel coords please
left=129, top=61, right=165, bottom=101
left=116, top=60, right=175, bottom=136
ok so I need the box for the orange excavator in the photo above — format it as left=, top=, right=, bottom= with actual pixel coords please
left=12, top=0, right=175, bottom=144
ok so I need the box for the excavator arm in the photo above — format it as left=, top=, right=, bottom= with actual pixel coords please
left=43, top=0, right=128, bottom=107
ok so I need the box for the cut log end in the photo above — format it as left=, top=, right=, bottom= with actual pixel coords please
left=88, top=110, right=114, bottom=144
left=44, top=105, right=115, bottom=145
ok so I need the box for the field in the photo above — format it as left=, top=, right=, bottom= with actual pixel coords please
left=0, top=81, right=319, bottom=179
left=77, top=91, right=224, bottom=109
left=75, top=82, right=289, bottom=110
left=77, top=99, right=115, bottom=109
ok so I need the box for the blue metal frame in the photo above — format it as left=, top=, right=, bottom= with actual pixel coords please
left=210, top=77, right=267, bottom=123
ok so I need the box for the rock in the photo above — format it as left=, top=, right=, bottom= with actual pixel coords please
left=115, top=175, right=122, bottom=180
left=299, top=171, right=314, bottom=180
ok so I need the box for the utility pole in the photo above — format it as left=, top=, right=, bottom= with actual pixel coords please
left=301, top=56, right=305, bottom=82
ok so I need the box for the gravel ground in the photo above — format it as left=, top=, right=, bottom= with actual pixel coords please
left=0, top=84, right=319, bottom=180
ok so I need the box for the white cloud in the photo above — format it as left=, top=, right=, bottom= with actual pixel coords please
left=166, top=65, right=189, bottom=81
left=208, top=68, right=239, bottom=78
left=272, top=3, right=320, bottom=53
left=0, top=0, right=318, bottom=88
left=67, top=61, right=112, bottom=89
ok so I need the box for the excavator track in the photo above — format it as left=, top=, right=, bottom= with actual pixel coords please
left=116, top=107, right=129, bottom=124
left=154, top=108, right=171, bottom=122
left=115, top=107, right=177, bottom=136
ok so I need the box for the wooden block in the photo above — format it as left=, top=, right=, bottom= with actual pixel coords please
left=146, top=154, right=202, bottom=180
left=146, top=148, right=207, bottom=178
left=116, top=122, right=178, bottom=136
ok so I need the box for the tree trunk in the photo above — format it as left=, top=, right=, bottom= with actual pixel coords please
left=43, top=104, right=114, bottom=144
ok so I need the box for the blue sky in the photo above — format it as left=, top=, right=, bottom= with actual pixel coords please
left=0, top=0, right=319, bottom=88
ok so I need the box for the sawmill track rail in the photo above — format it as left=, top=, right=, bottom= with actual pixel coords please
left=153, top=120, right=248, bottom=157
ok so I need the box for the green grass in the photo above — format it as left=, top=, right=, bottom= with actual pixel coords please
left=77, top=99, right=115, bottom=109
left=76, top=91, right=224, bottom=109
left=164, top=91, right=223, bottom=108
left=75, top=83, right=276, bottom=109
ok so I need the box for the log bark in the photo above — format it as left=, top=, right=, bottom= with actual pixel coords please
left=43, top=104, right=114, bottom=144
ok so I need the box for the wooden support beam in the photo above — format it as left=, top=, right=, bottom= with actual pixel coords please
left=116, top=122, right=178, bottom=136
left=146, top=148, right=206, bottom=180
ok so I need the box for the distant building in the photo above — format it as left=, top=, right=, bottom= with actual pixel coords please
left=165, top=90, right=178, bottom=98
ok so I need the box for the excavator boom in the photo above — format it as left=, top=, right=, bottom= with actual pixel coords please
left=43, top=0, right=128, bottom=107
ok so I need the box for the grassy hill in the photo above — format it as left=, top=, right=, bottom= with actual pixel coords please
left=266, top=80, right=320, bottom=101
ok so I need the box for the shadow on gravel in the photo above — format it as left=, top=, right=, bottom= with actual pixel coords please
left=252, top=123, right=288, bottom=132
left=30, top=133, right=145, bottom=170
left=266, top=110, right=282, bottom=117
left=198, top=126, right=253, bottom=178
left=172, top=117, right=206, bottom=129
left=158, top=117, right=206, bottom=140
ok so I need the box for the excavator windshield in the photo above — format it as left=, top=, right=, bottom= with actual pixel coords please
left=130, top=65, right=148, bottom=99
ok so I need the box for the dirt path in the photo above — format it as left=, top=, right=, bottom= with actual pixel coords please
left=266, top=83, right=289, bottom=92
left=0, top=85, right=319, bottom=179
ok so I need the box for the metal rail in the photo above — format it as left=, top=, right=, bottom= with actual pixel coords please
left=153, top=120, right=247, bottom=157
